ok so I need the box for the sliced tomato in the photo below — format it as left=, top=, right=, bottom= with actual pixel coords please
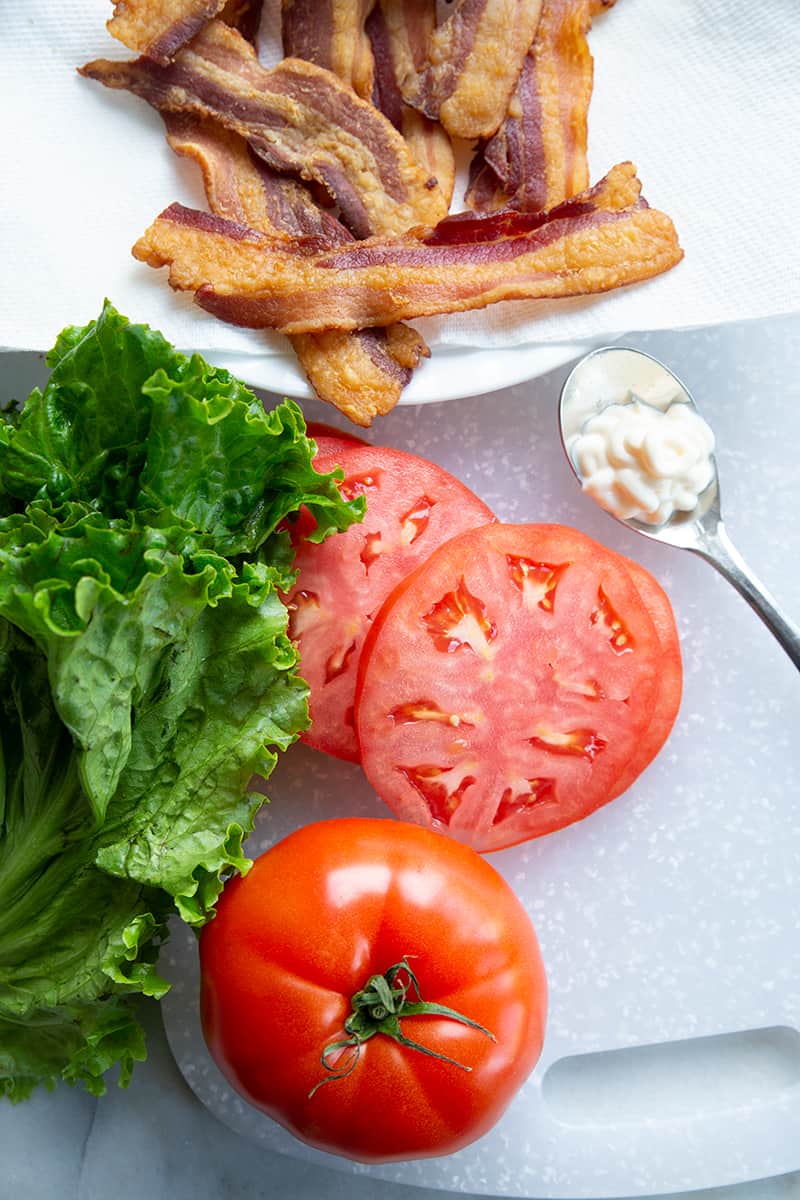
left=284, top=443, right=495, bottom=761
left=606, top=554, right=682, bottom=797
left=304, top=421, right=369, bottom=448
left=355, top=523, right=681, bottom=851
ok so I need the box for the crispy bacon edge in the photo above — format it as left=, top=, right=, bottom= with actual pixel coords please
left=467, top=0, right=617, bottom=213
left=399, top=0, right=545, bottom=141
left=132, top=162, right=683, bottom=334
left=164, top=113, right=428, bottom=424
left=80, top=20, right=448, bottom=239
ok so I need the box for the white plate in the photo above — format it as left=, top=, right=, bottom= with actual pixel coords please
left=0, top=341, right=598, bottom=409
left=200, top=341, right=596, bottom=404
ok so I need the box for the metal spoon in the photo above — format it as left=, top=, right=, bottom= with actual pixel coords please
left=559, top=345, right=800, bottom=670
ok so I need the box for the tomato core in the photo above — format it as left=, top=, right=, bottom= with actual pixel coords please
left=310, top=956, right=495, bottom=1097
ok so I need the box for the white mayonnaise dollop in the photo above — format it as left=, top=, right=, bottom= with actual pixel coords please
left=568, top=395, right=716, bottom=526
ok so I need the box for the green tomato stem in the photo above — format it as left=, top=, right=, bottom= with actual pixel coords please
left=308, top=956, right=496, bottom=1098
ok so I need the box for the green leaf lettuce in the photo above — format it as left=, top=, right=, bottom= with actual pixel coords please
left=0, top=303, right=362, bottom=1099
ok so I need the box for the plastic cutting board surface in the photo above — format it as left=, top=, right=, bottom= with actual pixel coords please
left=163, top=325, right=800, bottom=1197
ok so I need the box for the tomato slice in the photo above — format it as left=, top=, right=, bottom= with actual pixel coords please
left=304, top=421, right=368, bottom=448
left=606, top=554, right=682, bottom=797
left=355, top=523, right=680, bottom=851
left=284, top=443, right=495, bottom=761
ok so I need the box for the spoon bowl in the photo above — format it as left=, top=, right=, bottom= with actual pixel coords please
left=559, top=346, right=800, bottom=669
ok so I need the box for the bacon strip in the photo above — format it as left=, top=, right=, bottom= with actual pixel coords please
left=281, top=1, right=377, bottom=100
left=163, top=113, right=347, bottom=244
left=366, top=0, right=456, bottom=207
left=108, top=0, right=262, bottom=63
left=108, top=0, right=229, bottom=63
left=290, top=325, right=428, bottom=423
left=467, top=0, right=616, bottom=213
left=220, top=0, right=264, bottom=44
left=164, top=113, right=428, bottom=424
left=275, top=1, right=442, bottom=412
left=132, top=163, right=683, bottom=333
left=80, top=21, right=448, bottom=238
left=399, top=0, right=544, bottom=141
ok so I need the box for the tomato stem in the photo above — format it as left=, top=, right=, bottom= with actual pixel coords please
left=308, top=956, right=496, bottom=1098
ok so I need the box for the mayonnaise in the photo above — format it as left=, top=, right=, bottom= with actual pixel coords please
left=567, top=392, right=716, bottom=526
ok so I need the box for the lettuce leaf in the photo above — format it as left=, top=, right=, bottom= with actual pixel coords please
left=0, top=302, right=355, bottom=549
left=0, top=622, right=170, bottom=1101
left=0, top=303, right=361, bottom=1098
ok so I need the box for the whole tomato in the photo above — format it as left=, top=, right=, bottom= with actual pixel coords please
left=199, top=817, right=547, bottom=1163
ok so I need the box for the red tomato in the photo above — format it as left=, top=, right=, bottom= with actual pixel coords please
left=304, top=420, right=368, bottom=448
left=606, top=554, right=682, bottom=798
left=284, top=443, right=494, bottom=761
left=199, top=818, right=546, bottom=1163
left=355, top=523, right=682, bottom=851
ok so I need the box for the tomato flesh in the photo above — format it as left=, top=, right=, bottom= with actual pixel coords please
left=605, top=553, right=682, bottom=798
left=355, top=524, right=680, bottom=851
left=284, top=443, right=494, bottom=761
left=199, top=818, right=546, bottom=1163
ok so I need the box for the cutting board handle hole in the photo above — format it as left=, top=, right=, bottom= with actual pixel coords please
left=541, top=1025, right=800, bottom=1126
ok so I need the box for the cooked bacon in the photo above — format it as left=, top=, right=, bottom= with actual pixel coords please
left=164, top=112, right=427, bottom=424
left=399, top=0, right=544, bottom=141
left=277, top=1, right=441, bottom=411
left=220, top=0, right=264, bottom=44
left=366, top=0, right=456, bottom=207
left=107, top=0, right=261, bottom=63
left=107, top=0, right=229, bottom=64
left=163, top=112, right=346, bottom=244
left=132, top=162, right=683, bottom=333
left=291, top=325, right=428, bottom=424
left=467, top=0, right=615, bottom=213
left=80, top=21, right=448, bottom=238
left=281, top=1, right=377, bottom=100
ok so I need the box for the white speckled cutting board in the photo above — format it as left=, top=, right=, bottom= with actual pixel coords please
left=162, top=319, right=800, bottom=1199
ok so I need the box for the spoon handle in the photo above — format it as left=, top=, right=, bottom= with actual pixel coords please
left=691, top=521, right=800, bottom=671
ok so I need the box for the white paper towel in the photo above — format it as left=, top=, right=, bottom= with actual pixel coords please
left=2, top=0, right=798, bottom=358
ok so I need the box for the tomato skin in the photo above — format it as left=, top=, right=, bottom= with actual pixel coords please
left=304, top=420, right=369, bottom=449
left=355, top=523, right=681, bottom=851
left=199, top=818, right=547, bottom=1163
